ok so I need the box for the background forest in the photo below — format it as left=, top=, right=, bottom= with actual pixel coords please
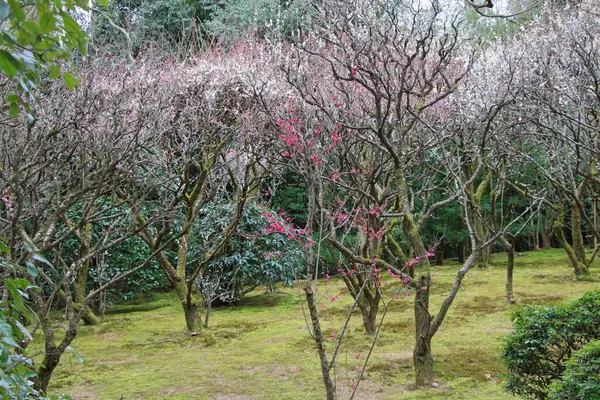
left=0, top=0, right=599, bottom=399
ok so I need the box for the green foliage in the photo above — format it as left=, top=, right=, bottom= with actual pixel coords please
left=205, top=0, right=303, bottom=42
left=0, top=0, right=88, bottom=113
left=0, top=241, right=66, bottom=399
left=91, top=236, right=169, bottom=301
left=56, top=204, right=169, bottom=301
left=423, top=200, right=468, bottom=244
left=503, top=291, right=600, bottom=399
left=193, top=202, right=303, bottom=303
left=268, top=171, right=308, bottom=226
left=90, top=0, right=210, bottom=56
left=0, top=278, right=38, bottom=399
left=548, top=340, right=600, bottom=400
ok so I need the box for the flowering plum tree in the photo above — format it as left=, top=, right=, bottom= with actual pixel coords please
left=491, top=10, right=600, bottom=275
left=275, top=0, right=541, bottom=389
left=0, top=60, right=168, bottom=392
left=121, top=48, right=273, bottom=332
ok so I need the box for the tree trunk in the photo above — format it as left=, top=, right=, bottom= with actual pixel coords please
left=475, top=220, right=488, bottom=268
left=154, top=250, right=204, bottom=332
left=74, top=222, right=99, bottom=326
left=541, top=229, right=552, bottom=249
left=534, top=209, right=541, bottom=250
left=571, top=201, right=587, bottom=265
left=36, top=350, right=61, bottom=393
left=435, top=241, right=444, bottom=266
left=77, top=303, right=99, bottom=326
left=305, top=278, right=336, bottom=400
left=556, top=225, right=588, bottom=275
left=413, top=273, right=433, bottom=387
left=204, top=299, right=213, bottom=328
left=502, top=237, right=516, bottom=304
left=554, top=206, right=588, bottom=276
left=357, top=293, right=378, bottom=335
left=362, top=312, right=376, bottom=335
left=33, top=292, right=79, bottom=394
left=183, top=298, right=202, bottom=332
left=457, top=240, right=465, bottom=263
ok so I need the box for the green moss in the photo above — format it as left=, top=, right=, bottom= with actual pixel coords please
left=46, top=248, right=599, bottom=399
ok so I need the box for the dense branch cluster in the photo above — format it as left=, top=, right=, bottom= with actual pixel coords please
left=0, top=0, right=598, bottom=397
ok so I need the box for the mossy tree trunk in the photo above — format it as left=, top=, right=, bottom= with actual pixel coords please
left=151, top=245, right=204, bottom=332
left=355, top=276, right=380, bottom=335
left=73, top=222, right=99, bottom=326
left=130, top=140, right=250, bottom=332
left=541, top=229, right=553, bottom=249
left=501, top=236, right=516, bottom=304
left=33, top=278, right=79, bottom=393
left=413, top=272, right=433, bottom=386
left=571, top=200, right=587, bottom=266
left=395, top=165, right=438, bottom=387
left=463, top=168, right=492, bottom=268
left=328, top=225, right=383, bottom=335
left=555, top=205, right=588, bottom=276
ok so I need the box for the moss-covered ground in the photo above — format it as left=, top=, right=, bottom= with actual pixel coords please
left=43, top=248, right=599, bottom=399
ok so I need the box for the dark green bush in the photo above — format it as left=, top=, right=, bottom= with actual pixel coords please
left=503, top=291, right=600, bottom=399
left=91, top=236, right=170, bottom=301
left=548, top=340, right=600, bottom=400
left=193, top=202, right=303, bottom=304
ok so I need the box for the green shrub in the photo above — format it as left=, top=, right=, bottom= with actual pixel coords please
left=206, top=0, right=304, bottom=42
left=548, top=340, right=600, bottom=400
left=193, top=202, right=303, bottom=304
left=92, top=236, right=170, bottom=301
left=502, top=291, right=600, bottom=399
left=0, top=242, right=67, bottom=399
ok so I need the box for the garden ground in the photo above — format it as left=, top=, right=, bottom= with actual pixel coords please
left=44, top=248, right=599, bottom=399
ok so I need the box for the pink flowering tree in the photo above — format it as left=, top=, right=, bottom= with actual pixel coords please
left=484, top=10, right=600, bottom=275
left=276, top=0, right=539, bottom=389
left=0, top=60, right=172, bottom=392
left=120, top=47, right=273, bottom=332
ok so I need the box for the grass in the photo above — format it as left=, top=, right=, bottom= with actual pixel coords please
left=42, top=248, right=600, bottom=399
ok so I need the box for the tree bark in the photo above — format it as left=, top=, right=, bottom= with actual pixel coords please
left=541, top=229, right=552, bottom=249
left=343, top=274, right=379, bottom=335
left=357, top=292, right=379, bottom=335
left=457, top=240, right=465, bottom=263
left=73, top=222, right=99, bottom=325
left=502, top=236, right=516, bottom=304
left=571, top=201, right=587, bottom=265
left=183, top=299, right=202, bottom=332
left=153, top=251, right=204, bottom=332
left=413, top=273, right=433, bottom=387
left=305, top=278, right=336, bottom=400
left=36, top=350, right=61, bottom=393
left=555, top=215, right=588, bottom=275
left=33, top=291, right=79, bottom=393
left=534, top=210, right=541, bottom=250
left=204, top=299, right=213, bottom=328
left=435, top=240, right=444, bottom=266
